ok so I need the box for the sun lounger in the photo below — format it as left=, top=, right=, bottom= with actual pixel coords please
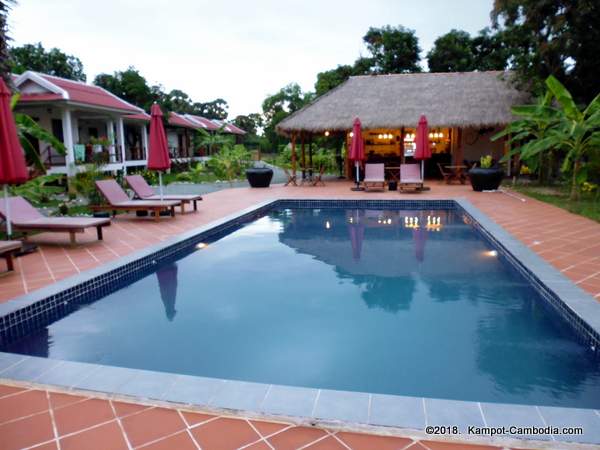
left=363, top=163, right=385, bottom=191
left=0, top=196, right=110, bottom=244
left=94, top=179, right=180, bottom=221
left=399, top=164, right=424, bottom=191
left=0, top=240, right=22, bottom=272
left=125, top=175, right=202, bottom=213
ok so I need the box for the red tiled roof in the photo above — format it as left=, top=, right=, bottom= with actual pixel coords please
left=18, top=92, right=64, bottom=102
left=168, top=112, right=198, bottom=129
left=14, top=72, right=143, bottom=113
left=125, top=112, right=151, bottom=122
left=184, top=114, right=220, bottom=131
left=225, top=123, right=247, bottom=135
left=212, top=119, right=246, bottom=135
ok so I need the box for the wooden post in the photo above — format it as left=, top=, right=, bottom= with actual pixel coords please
left=453, top=127, right=463, bottom=165
left=301, top=134, right=306, bottom=180
left=400, top=126, right=405, bottom=164
left=308, top=134, right=313, bottom=178
left=291, top=134, right=297, bottom=175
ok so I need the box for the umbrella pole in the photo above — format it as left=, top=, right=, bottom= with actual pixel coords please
left=421, top=160, right=424, bottom=181
left=3, top=185, right=12, bottom=238
left=158, top=172, right=164, bottom=201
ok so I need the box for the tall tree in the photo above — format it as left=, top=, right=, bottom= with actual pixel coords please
left=427, top=28, right=509, bottom=72
left=10, top=42, right=86, bottom=81
left=492, top=0, right=600, bottom=102
left=314, top=57, right=374, bottom=96
left=0, top=1, right=14, bottom=85
left=427, top=29, right=475, bottom=72
left=232, top=113, right=262, bottom=136
left=262, top=83, right=313, bottom=150
left=314, top=25, right=420, bottom=97
left=315, top=64, right=355, bottom=97
left=363, top=25, right=421, bottom=74
left=194, top=98, right=228, bottom=120
left=94, top=67, right=157, bottom=110
left=471, top=27, right=510, bottom=71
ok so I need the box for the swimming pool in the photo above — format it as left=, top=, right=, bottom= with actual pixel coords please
left=2, top=201, right=599, bottom=410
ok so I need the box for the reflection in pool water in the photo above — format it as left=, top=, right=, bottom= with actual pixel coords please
left=3, top=208, right=600, bottom=408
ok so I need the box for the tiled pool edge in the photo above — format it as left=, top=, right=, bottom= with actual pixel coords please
left=455, top=198, right=600, bottom=350
left=1, top=198, right=600, bottom=446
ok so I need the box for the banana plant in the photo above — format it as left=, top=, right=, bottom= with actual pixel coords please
left=544, top=76, right=600, bottom=200
left=11, top=93, right=66, bottom=172
left=492, top=90, right=561, bottom=183
left=193, top=126, right=234, bottom=156
left=494, top=75, right=600, bottom=200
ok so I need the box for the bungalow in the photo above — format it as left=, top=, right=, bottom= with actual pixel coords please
left=276, top=71, right=529, bottom=178
left=13, top=71, right=150, bottom=175
left=12, top=71, right=247, bottom=174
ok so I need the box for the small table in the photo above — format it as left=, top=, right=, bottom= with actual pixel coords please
left=444, top=165, right=468, bottom=184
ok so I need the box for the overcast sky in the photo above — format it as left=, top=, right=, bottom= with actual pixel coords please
left=8, top=0, right=493, bottom=118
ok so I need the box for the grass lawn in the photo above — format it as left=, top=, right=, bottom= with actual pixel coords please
left=511, top=183, right=600, bottom=223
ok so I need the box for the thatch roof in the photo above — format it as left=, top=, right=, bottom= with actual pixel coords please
left=277, top=71, right=529, bottom=135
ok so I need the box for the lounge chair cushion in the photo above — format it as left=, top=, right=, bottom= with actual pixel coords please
left=95, top=179, right=179, bottom=207
left=126, top=175, right=202, bottom=201
left=364, top=163, right=385, bottom=182
left=0, top=240, right=22, bottom=253
left=400, top=164, right=423, bottom=183
left=0, top=197, right=110, bottom=229
left=124, top=175, right=156, bottom=198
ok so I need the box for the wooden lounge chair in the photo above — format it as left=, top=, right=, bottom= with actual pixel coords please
left=0, top=240, right=22, bottom=272
left=311, top=165, right=326, bottom=186
left=363, top=163, right=385, bottom=191
left=0, top=196, right=110, bottom=244
left=93, top=180, right=180, bottom=221
left=399, top=164, right=424, bottom=191
left=437, top=163, right=451, bottom=183
left=125, top=175, right=202, bottom=214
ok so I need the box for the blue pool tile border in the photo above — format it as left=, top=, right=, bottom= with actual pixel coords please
left=1, top=198, right=600, bottom=446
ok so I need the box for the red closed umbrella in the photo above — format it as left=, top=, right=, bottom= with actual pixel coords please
left=414, top=114, right=431, bottom=180
left=0, top=78, right=28, bottom=237
left=148, top=103, right=171, bottom=200
left=349, top=117, right=365, bottom=190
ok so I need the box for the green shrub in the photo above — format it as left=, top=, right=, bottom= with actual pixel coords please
left=10, top=174, right=65, bottom=205
left=208, top=144, right=252, bottom=183
left=70, top=164, right=108, bottom=205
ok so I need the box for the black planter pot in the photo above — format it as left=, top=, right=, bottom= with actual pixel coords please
left=246, top=167, right=273, bottom=188
left=468, top=167, right=504, bottom=191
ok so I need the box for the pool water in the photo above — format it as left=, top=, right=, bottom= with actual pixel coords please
left=4, top=208, right=600, bottom=408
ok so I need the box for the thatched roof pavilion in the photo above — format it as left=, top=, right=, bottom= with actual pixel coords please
left=277, top=71, right=528, bottom=135
left=276, top=71, right=530, bottom=181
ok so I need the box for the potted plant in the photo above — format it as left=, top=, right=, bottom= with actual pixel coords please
left=468, top=155, right=504, bottom=191
left=246, top=164, right=273, bottom=188
left=90, top=136, right=112, bottom=153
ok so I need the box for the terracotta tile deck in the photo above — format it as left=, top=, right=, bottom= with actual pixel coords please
left=1, top=180, right=599, bottom=303
left=0, top=383, right=534, bottom=450
left=1, top=180, right=599, bottom=449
